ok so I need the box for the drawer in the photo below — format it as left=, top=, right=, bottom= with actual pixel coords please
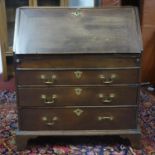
left=18, top=86, right=138, bottom=107
left=16, top=69, right=139, bottom=85
left=15, top=54, right=140, bottom=69
left=19, top=107, right=137, bottom=131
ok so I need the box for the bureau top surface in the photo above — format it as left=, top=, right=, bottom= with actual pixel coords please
left=13, top=7, right=142, bottom=54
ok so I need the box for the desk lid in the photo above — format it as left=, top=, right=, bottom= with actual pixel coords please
left=13, top=7, right=142, bottom=54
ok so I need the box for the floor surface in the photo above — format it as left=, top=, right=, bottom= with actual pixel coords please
left=0, top=74, right=15, bottom=90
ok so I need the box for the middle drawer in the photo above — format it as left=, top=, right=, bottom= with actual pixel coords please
left=17, top=86, right=138, bottom=107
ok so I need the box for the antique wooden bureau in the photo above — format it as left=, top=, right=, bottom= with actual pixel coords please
left=13, top=7, right=142, bottom=150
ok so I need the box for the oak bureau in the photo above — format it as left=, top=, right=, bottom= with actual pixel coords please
left=13, top=7, right=142, bottom=150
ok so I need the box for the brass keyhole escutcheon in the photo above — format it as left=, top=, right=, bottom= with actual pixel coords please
left=74, top=88, right=82, bottom=95
left=74, top=71, right=83, bottom=79
left=73, top=109, right=84, bottom=117
left=71, top=9, right=82, bottom=17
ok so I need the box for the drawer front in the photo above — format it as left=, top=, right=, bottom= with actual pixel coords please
left=15, top=54, right=140, bottom=69
left=18, top=86, right=138, bottom=107
left=16, top=69, right=139, bottom=85
left=19, top=107, right=137, bottom=130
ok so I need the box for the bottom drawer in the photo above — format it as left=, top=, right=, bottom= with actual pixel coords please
left=19, top=107, right=137, bottom=131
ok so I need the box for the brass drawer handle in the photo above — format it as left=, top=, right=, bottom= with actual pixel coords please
left=42, top=116, right=58, bottom=126
left=99, top=74, right=116, bottom=84
left=41, top=94, right=57, bottom=104
left=98, top=93, right=115, bottom=103
left=98, top=116, right=114, bottom=121
left=40, top=74, right=56, bottom=84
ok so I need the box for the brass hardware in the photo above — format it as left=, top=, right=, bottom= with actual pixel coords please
left=16, top=59, right=21, bottom=63
left=41, top=94, right=57, bottom=104
left=42, top=116, right=47, bottom=121
left=98, top=116, right=114, bottom=121
left=98, top=93, right=115, bottom=103
left=75, top=88, right=82, bottom=95
left=74, top=71, right=83, bottom=79
left=73, top=109, right=84, bottom=116
left=136, top=58, right=140, bottom=63
left=46, top=122, right=55, bottom=126
left=42, top=116, right=58, bottom=126
left=40, top=74, right=56, bottom=84
left=71, top=9, right=82, bottom=17
left=99, top=74, right=116, bottom=84
left=99, top=75, right=105, bottom=80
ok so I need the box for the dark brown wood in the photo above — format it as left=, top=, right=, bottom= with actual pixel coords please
left=13, top=7, right=142, bottom=54
left=15, top=54, right=140, bottom=69
left=121, top=134, right=141, bottom=149
left=14, top=7, right=142, bottom=150
left=19, top=107, right=137, bottom=130
left=16, top=69, right=139, bottom=85
left=16, top=135, right=38, bottom=151
left=18, top=86, right=138, bottom=107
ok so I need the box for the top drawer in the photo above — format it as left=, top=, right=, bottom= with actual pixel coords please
left=15, top=54, right=140, bottom=69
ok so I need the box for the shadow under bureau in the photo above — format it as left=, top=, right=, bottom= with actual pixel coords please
left=13, top=7, right=142, bottom=150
